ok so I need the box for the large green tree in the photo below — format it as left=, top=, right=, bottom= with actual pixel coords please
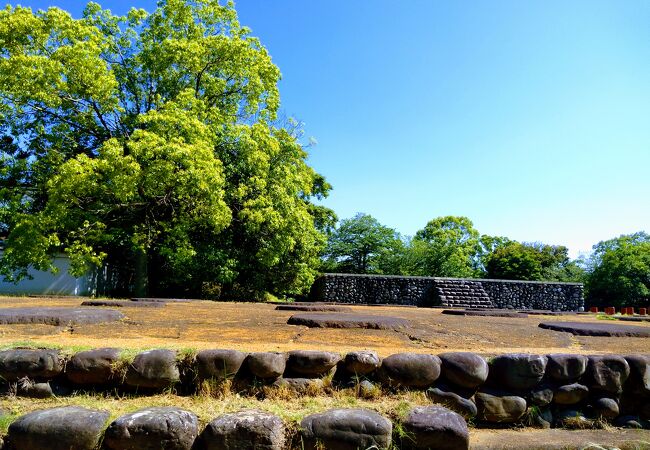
left=322, top=213, right=403, bottom=274
left=0, top=1, right=332, bottom=298
left=586, top=232, right=650, bottom=307
left=485, top=241, right=584, bottom=282
left=412, top=216, right=482, bottom=277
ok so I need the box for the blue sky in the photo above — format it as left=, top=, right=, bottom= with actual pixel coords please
left=16, top=0, right=650, bottom=257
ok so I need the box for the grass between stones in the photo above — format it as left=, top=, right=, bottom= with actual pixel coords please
left=0, top=388, right=431, bottom=438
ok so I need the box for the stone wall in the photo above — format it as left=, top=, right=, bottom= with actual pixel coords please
left=310, top=273, right=584, bottom=311
left=0, top=347, right=648, bottom=448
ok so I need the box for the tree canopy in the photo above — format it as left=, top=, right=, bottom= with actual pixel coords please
left=0, top=0, right=332, bottom=298
left=585, top=232, right=650, bottom=307
left=322, top=213, right=402, bottom=274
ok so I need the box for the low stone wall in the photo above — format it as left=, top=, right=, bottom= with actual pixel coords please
left=310, top=273, right=584, bottom=311
left=1, top=347, right=647, bottom=439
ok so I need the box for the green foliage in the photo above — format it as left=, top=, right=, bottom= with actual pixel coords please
left=485, top=241, right=584, bottom=282
left=411, top=216, right=482, bottom=277
left=585, top=232, right=650, bottom=307
left=323, top=213, right=403, bottom=274
left=0, top=1, right=330, bottom=297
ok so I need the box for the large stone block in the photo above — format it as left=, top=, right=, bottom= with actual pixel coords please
left=286, top=350, right=340, bottom=377
left=402, top=405, right=469, bottom=450
left=475, top=390, right=527, bottom=423
left=585, top=355, right=630, bottom=394
left=246, top=352, right=286, bottom=379
left=301, top=408, right=392, bottom=450
left=125, top=349, right=180, bottom=389
left=439, top=352, right=489, bottom=389
left=553, top=383, right=589, bottom=405
left=104, top=407, right=198, bottom=450
left=195, top=349, right=247, bottom=380
left=7, top=406, right=109, bottom=450
left=624, top=355, right=650, bottom=395
left=546, top=354, right=588, bottom=382
left=427, top=387, right=477, bottom=418
left=66, top=348, right=120, bottom=385
left=343, top=350, right=381, bottom=375
left=488, top=354, right=547, bottom=391
left=379, top=353, right=441, bottom=388
left=199, top=409, right=285, bottom=450
left=0, top=349, right=62, bottom=381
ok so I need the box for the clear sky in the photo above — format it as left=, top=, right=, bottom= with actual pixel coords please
left=15, top=0, right=650, bottom=257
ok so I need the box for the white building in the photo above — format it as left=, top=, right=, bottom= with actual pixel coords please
left=0, top=251, right=92, bottom=296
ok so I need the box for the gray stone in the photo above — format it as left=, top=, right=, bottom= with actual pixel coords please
left=81, top=300, right=164, bottom=308
left=301, top=408, right=392, bottom=450
left=273, top=377, right=324, bottom=393
left=614, top=415, right=643, bottom=428
left=402, top=405, right=469, bottom=450
left=0, top=349, right=62, bottom=381
left=7, top=406, right=109, bottom=450
left=288, top=313, right=409, bottom=330
left=427, top=387, right=477, bottom=418
left=104, top=406, right=198, bottom=450
left=546, top=354, right=588, bottom=381
left=17, top=380, right=52, bottom=398
left=439, top=352, right=489, bottom=389
left=529, top=386, right=554, bottom=406
left=357, top=380, right=379, bottom=399
left=125, top=349, right=180, bottom=389
left=593, top=397, right=619, bottom=420
left=275, top=304, right=351, bottom=312
left=553, top=383, right=589, bottom=405
left=379, top=353, right=441, bottom=388
left=624, top=354, right=650, bottom=395
left=539, top=321, right=650, bottom=337
left=475, top=390, right=527, bottom=423
left=195, top=349, right=247, bottom=380
left=488, top=354, right=547, bottom=391
left=0, top=307, right=124, bottom=325
left=246, top=352, right=286, bottom=379
left=343, top=350, right=381, bottom=375
left=66, top=347, right=120, bottom=385
left=585, top=355, right=630, bottom=394
left=286, top=350, right=340, bottom=377
left=200, top=409, right=285, bottom=450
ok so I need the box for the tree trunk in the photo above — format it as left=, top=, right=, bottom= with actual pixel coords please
left=134, top=248, right=149, bottom=297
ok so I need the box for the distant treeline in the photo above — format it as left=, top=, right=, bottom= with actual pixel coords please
left=321, top=214, right=650, bottom=307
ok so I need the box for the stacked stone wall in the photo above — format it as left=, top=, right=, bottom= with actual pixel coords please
left=311, top=274, right=584, bottom=311
left=1, top=347, right=648, bottom=448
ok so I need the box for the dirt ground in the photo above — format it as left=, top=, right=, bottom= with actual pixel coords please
left=470, top=428, right=650, bottom=449
left=0, top=296, right=648, bottom=355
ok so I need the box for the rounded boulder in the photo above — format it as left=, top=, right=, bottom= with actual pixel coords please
left=199, top=409, right=285, bottom=450
left=125, top=349, right=180, bottom=389
left=104, top=406, right=198, bottom=450
left=475, top=390, right=527, bottom=423
left=286, top=350, right=340, bottom=377
left=66, top=348, right=120, bottom=385
left=488, top=354, right=547, bottom=391
left=7, top=406, right=109, bottom=450
left=300, top=408, right=392, bottom=450
left=379, top=353, right=441, bottom=388
left=439, top=352, right=489, bottom=389
left=195, top=349, right=247, bottom=380
left=344, top=350, right=381, bottom=375
left=402, top=405, right=469, bottom=450
left=245, top=352, right=286, bottom=379
left=546, top=354, right=588, bottom=382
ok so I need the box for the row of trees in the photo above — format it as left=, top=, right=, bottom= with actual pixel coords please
left=322, top=213, right=650, bottom=307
